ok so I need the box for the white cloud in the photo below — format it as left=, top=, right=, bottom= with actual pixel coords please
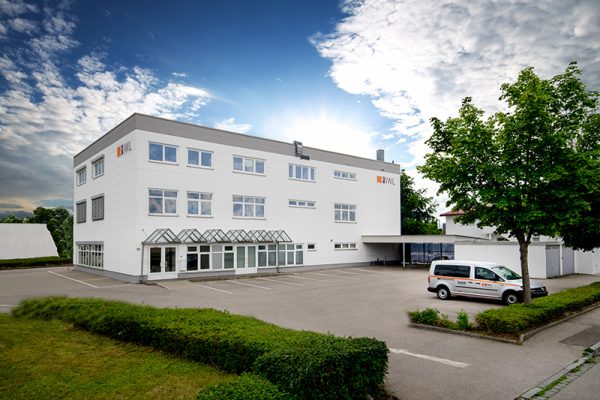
left=172, top=72, right=188, bottom=78
left=214, top=117, right=252, bottom=134
left=0, top=0, right=38, bottom=17
left=0, top=3, right=212, bottom=210
left=313, top=0, right=600, bottom=206
left=8, top=17, right=37, bottom=34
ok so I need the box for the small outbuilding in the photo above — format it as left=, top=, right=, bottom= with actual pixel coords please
left=0, top=224, right=58, bottom=260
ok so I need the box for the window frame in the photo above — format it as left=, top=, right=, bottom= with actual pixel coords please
left=232, top=195, right=265, bottom=219
left=232, top=155, right=265, bottom=175
left=334, top=242, right=357, bottom=251
left=334, top=203, right=357, bottom=223
left=187, top=148, right=213, bottom=169
left=334, top=170, right=357, bottom=181
left=187, top=191, right=213, bottom=217
left=91, top=194, right=104, bottom=221
left=76, top=166, right=87, bottom=186
left=148, top=188, right=178, bottom=216
left=92, top=156, right=105, bottom=179
left=76, top=243, right=104, bottom=268
left=288, top=199, right=316, bottom=208
left=148, top=142, right=178, bottom=164
left=288, top=163, right=316, bottom=182
left=76, top=200, right=86, bottom=223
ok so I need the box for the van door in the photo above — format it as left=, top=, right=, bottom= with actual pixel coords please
left=471, top=267, right=502, bottom=299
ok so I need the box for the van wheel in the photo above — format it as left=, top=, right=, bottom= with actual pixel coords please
left=503, top=291, right=520, bottom=305
left=437, top=286, right=451, bottom=300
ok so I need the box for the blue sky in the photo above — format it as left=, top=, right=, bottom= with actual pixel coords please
left=1, top=0, right=599, bottom=215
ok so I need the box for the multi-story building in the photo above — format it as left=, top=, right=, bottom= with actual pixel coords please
left=73, top=114, right=401, bottom=282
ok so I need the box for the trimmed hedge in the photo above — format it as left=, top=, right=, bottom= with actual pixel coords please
left=12, top=297, right=388, bottom=400
left=476, top=282, right=600, bottom=336
left=0, top=256, right=71, bottom=268
left=197, top=373, right=292, bottom=400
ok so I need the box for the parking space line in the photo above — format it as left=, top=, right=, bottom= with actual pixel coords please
left=389, top=348, right=470, bottom=368
left=97, top=284, right=131, bottom=289
left=287, top=275, right=332, bottom=283
left=197, top=284, right=232, bottom=294
left=48, top=271, right=98, bottom=288
left=306, top=272, right=358, bottom=280
left=81, top=277, right=114, bottom=281
left=0, top=304, right=16, bottom=307
left=336, top=269, right=389, bottom=277
left=354, top=268, right=398, bottom=276
left=230, top=280, right=272, bottom=290
left=256, top=277, right=304, bottom=286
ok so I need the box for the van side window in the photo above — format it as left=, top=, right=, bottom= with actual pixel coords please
left=475, top=267, right=499, bottom=281
left=434, top=265, right=470, bottom=278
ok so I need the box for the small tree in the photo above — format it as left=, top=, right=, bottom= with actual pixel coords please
left=419, top=63, right=599, bottom=304
left=401, top=174, right=441, bottom=235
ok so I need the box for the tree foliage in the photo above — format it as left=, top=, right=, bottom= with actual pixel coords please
left=0, top=207, right=73, bottom=258
left=419, top=63, right=599, bottom=303
left=401, top=173, right=440, bottom=234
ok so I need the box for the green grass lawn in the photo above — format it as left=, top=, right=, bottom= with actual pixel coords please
left=0, top=314, right=233, bottom=399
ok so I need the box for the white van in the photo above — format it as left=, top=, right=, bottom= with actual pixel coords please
left=427, top=260, right=548, bottom=305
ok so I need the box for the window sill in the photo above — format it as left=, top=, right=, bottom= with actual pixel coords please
left=149, top=160, right=179, bottom=166
left=288, top=177, right=316, bottom=183
left=334, top=221, right=357, bottom=224
left=232, top=216, right=266, bottom=220
left=334, top=248, right=358, bottom=251
left=187, top=214, right=214, bottom=218
left=148, top=213, right=179, bottom=217
left=289, top=205, right=316, bottom=209
left=232, top=170, right=266, bottom=177
left=92, top=173, right=104, bottom=180
left=187, top=164, right=214, bottom=170
left=334, top=177, right=357, bottom=181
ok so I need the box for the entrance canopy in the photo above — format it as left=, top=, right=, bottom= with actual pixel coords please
left=361, top=234, right=485, bottom=244
left=143, top=228, right=293, bottom=244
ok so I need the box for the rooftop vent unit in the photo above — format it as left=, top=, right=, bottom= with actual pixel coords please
left=294, top=141, right=303, bottom=157
left=376, top=149, right=385, bottom=161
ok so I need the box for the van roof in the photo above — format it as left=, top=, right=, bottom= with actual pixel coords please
left=431, top=260, right=500, bottom=267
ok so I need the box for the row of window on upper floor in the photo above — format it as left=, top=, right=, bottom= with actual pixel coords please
left=148, top=142, right=358, bottom=182
left=75, top=141, right=359, bottom=187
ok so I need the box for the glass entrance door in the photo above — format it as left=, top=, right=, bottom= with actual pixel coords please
left=235, top=245, right=257, bottom=274
left=148, top=246, right=177, bottom=279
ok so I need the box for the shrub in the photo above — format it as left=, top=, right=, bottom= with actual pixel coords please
left=455, top=310, right=473, bottom=331
left=0, top=256, right=71, bottom=268
left=13, top=297, right=388, bottom=400
left=476, top=282, right=600, bottom=336
left=408, top=308, right=451, bottom=328
left=197, top=373, right=292, bottom=400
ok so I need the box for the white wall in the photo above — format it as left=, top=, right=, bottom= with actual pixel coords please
left=454, top=241, right=548, bottom=279
left=444, top=216, right=502, bottom=239
left=0, top=224, right=58, bottom=259
left=75, top=128, right=400, bottom=278
left=575, top=250, right=600, bottom=275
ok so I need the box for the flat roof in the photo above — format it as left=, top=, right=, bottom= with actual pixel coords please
left=73, top=113, right=401, bottom=174
left=361, top=234, right=487, bottom=244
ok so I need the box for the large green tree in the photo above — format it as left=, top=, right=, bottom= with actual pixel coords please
left=401, top=173, right=440, bottom=235
left=419, top=63, right=599, bottom=304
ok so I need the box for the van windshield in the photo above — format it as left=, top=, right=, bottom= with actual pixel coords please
left=491, top=266, right=521, bottom=280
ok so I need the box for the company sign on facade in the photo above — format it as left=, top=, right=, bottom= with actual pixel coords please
left=377, top=176, right=395, bottom=185
left=117, top=141, right=132, bottom=157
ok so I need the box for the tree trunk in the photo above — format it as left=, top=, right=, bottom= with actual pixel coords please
left=518, top=239, right=532, bottom=304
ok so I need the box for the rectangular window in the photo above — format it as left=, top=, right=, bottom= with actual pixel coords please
left=149, top=189, right=177, bottom=215
left=276, top=243, right=304, bottom=266
left=289, top=164, right=315, bottom=182
left=307, top=243, right=316, bottom=251
left=233, top=195, right=265, bottom=218
left=334, top=203, right=356, bottom=222
left=233, top=156, right=265, bottom=174
left=149, top=142, right=177, bottom=163
left=76, top=167, right=86, bottom=186
left=77, top=243, right=103, bottom=268
left=224, top=245, right=234, bottom=269
left=187, top=148, right=213, bottom=168
left=92, top=157, right=104, bottom=178
left=91, top=195, right=104, bottom=221
left=76, top=200, right=86, bottom=223
left=334, top=170, right=356, bottom=180
left=334, top=242, right=357, bottom=250
left=267, top=244, right=277, bottom=266
left=187, top=246, right=198, bottom=271
left=288, top=199, right=316, bottom=208
left=187, top=192, right=212, bottom=216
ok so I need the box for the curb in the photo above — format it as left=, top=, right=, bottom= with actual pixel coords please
left=410, top=302, right=600, bottom=345
left=517, top=341, right=600, bottom=399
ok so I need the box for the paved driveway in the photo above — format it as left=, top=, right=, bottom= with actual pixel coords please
left=1, top=266, right=599, bottom=400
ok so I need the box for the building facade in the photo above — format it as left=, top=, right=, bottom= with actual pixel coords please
left=73, top=114, right=401, bottom=282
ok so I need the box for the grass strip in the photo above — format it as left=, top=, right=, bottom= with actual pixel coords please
left=0, top=314, right=231, bottom=400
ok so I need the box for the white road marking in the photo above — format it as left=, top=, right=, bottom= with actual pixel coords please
left=338, top=269, right=390, bottom=277
left=287, top=275, right=331, bottom=283
left=97, top=284, right=131, bottom=289
left=306, top=272, right=358, bottom=280
left=389, top=348, right=470, bottom=368
left=230, top=280, right=272, bottom=290
left=0, top=304, right=16, bottom=307
left=354, top=268, right=397, bottom=276
left=48, top=271, right=98, bottom=288
left=197, top=284, right=232, bottom=294
left=256, top=277, right=304, bottom=286
left=80, top=277, right=113, bottom=281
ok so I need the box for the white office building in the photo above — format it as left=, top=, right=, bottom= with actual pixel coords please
left=73, top=114, right=401, bottom=282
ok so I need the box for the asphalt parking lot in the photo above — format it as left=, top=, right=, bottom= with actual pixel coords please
left=1, top=265, right=599, bottom=399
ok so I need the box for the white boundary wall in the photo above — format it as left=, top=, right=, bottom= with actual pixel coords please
left=0, top=224, right=58, bottom=259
